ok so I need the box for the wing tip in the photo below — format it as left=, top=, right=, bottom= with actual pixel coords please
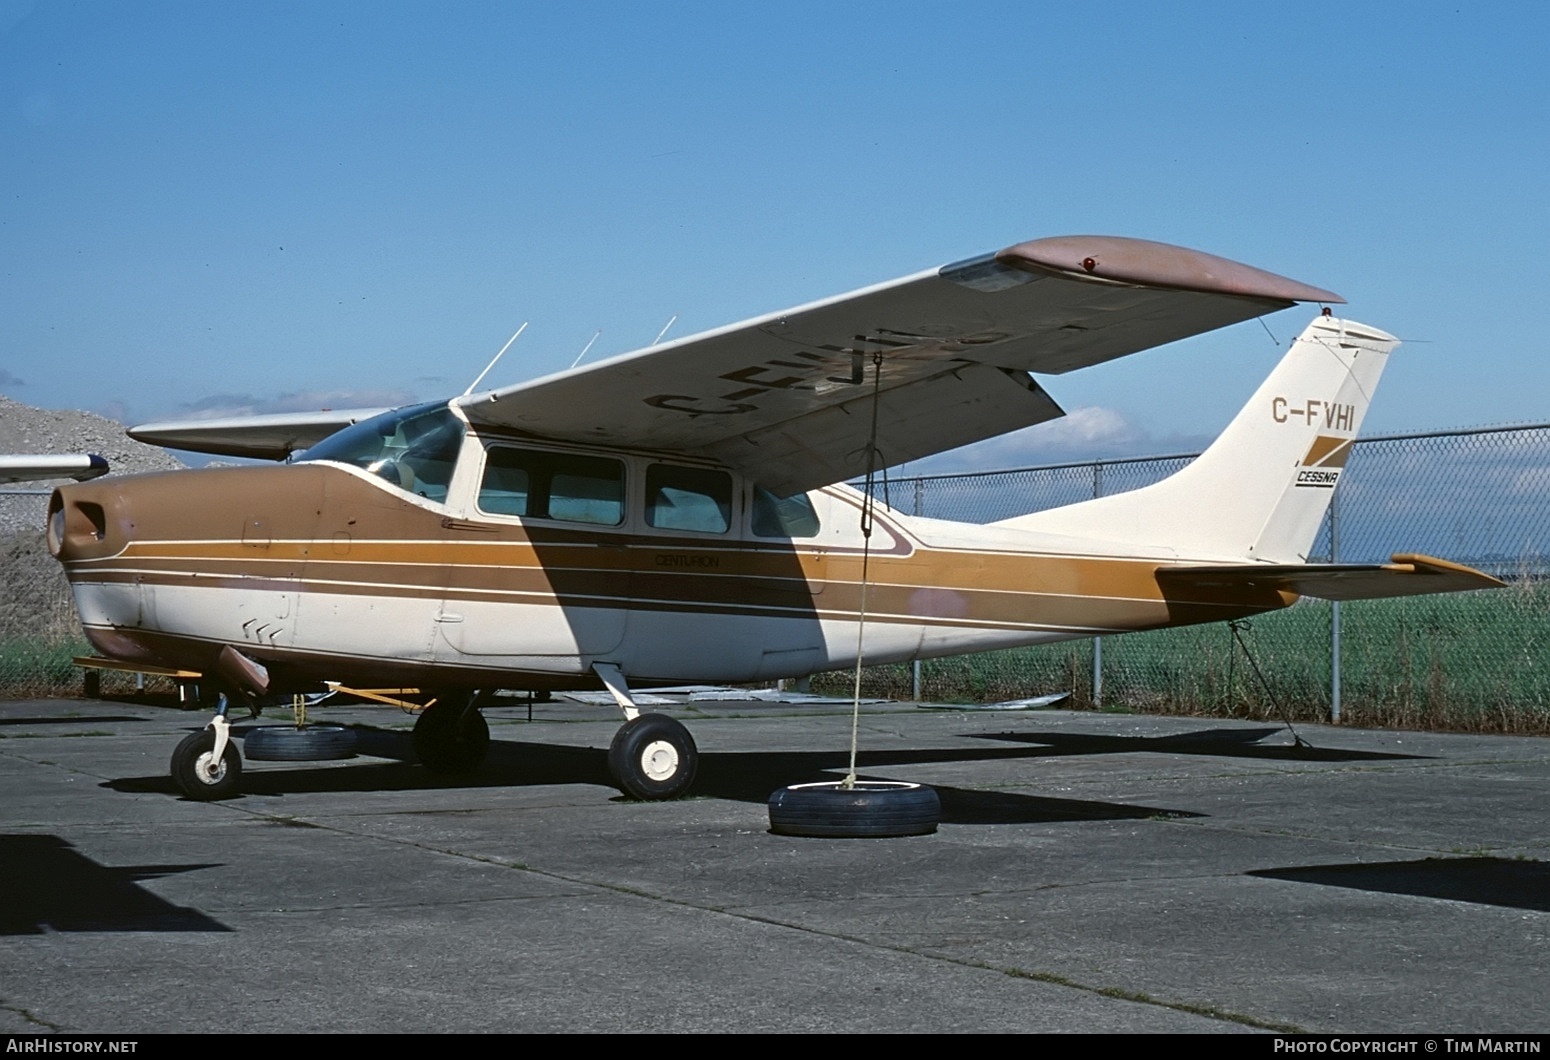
left=996, top=235, right=1345, bottom=305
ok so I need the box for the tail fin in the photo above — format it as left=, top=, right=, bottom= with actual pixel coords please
left=996, top=315, right=1398, bottom=562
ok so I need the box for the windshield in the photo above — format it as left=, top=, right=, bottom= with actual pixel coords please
left=299, top=401, right=465, bottom=503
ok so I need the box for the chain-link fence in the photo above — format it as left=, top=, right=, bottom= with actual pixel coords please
left=817, top=423, right=1550, bottom=729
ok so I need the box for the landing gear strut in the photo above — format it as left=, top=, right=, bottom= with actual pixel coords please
left=170, top=695, right=242, bottom=800
left=594, top=662, right=699, bottom=800
left=413, top=692, right=490, bottom=774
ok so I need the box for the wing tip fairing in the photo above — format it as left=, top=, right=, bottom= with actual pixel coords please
left=980, top=235, right=1345, bottom=306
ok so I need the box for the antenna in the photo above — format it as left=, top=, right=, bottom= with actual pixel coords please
left=463, top=322, right=528, bottom=395
left=652, top=315, right=678, bottom=346
left=570, top=330, right=602, bottom=369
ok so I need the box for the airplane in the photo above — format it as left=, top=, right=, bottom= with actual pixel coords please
left=45, top=234, right=1504, bottom=803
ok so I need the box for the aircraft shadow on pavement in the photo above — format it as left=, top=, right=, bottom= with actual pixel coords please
left=104, top=725, right=1199, bottom=825
left=972, top=726, right=1429, bottom=763
left=1249, top=856, right=1550, bottom=912
left=0, top=834, right=229, bottom=935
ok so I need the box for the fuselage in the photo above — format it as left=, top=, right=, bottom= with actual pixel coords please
left=48, top=406, right=1293, bottom=694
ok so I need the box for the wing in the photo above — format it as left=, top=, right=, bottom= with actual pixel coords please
left=455, top=235, right=1343, bottom=495
left=0, top=454, right=110, bottom=485
left=1157, top=554, right=1505, bottom=602
left=126, top=408, right=391, bottom=460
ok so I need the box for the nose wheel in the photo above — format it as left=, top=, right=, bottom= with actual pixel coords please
left=171, top=726, right=243, bottom=801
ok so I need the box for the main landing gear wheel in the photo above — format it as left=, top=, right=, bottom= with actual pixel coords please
left=171, top=729, right=243, bottom=801
left=412, top=695, right=490, bottom=774
left=768, top=781, right=940, bottom=838
left=607, top=713, right=698, bottom=801
left=243, top=724, right=357, bottom=762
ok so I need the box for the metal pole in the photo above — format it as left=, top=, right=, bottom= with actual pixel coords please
left=1330, top=484, right=1342, bottom=724
left=912, top=477, right=923, bottom=704
left=1091, top=462, right=1104, bottom=709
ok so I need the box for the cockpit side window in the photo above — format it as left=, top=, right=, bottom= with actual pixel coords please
left=299, top=402, right=465, bottom=504
left=478, top=447, right=624, bottom=526
left=751, top=487, right=821, bottom=538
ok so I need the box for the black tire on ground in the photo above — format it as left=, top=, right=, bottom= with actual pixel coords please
left=607, top=713, right=698, bottom=801
left=242, top=724, right=357, bottom=762
left=767, top=780, right=940, bottom=838
left=412, top=695, right=490, bottom=774
left=170, top=729, right=243, bottom=801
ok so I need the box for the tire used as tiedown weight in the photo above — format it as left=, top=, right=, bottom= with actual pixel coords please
left=768, top=780, right=940, bottom=837
left=242, top=724, right=357, bottom=761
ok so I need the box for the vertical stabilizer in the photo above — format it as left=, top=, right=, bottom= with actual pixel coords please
left=996, top=316, right=1398, bottom=562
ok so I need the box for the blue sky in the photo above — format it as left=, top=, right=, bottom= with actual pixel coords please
left=3, top=1, right=1546, bottom=471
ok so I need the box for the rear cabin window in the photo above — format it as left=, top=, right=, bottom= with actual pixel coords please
left=646, top=464, right=732, bottom=534
left=751, top=488, right=821, bottom=538
left=479, top=448, right=624, bottom=526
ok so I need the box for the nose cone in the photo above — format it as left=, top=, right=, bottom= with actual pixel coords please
left=48, top=482, right=124, bottom=561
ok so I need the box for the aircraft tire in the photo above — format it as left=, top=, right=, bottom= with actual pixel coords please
left=171, top=729, right=243, bottom=801
left=607, top=713, right=698, bottom=800
left=412, top=696, right=490, bottom=774
left=767, top=780, right=940, bottom=838
left=243, top=724, right=357, bottom=762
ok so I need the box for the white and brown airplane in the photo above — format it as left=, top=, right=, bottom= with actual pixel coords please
left=46, top=235, right=1502, bottom=801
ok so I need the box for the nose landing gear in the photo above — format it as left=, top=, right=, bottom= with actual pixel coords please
left=171, top=701, right=242, bottom=801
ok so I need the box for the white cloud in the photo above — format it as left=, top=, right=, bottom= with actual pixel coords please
left=904, top=406, right=1153, bottom=475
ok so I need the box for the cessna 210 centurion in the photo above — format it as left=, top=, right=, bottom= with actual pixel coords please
left=48, top=235, right=1502, bottom=801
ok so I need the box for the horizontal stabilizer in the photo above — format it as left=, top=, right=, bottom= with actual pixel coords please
left=1158, top=554, right=1505, bottom=602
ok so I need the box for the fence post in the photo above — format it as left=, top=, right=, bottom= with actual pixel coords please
left=1091, top=462, right=1104, bottom=708
left=1330, top=483, right=1342, bottom=724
